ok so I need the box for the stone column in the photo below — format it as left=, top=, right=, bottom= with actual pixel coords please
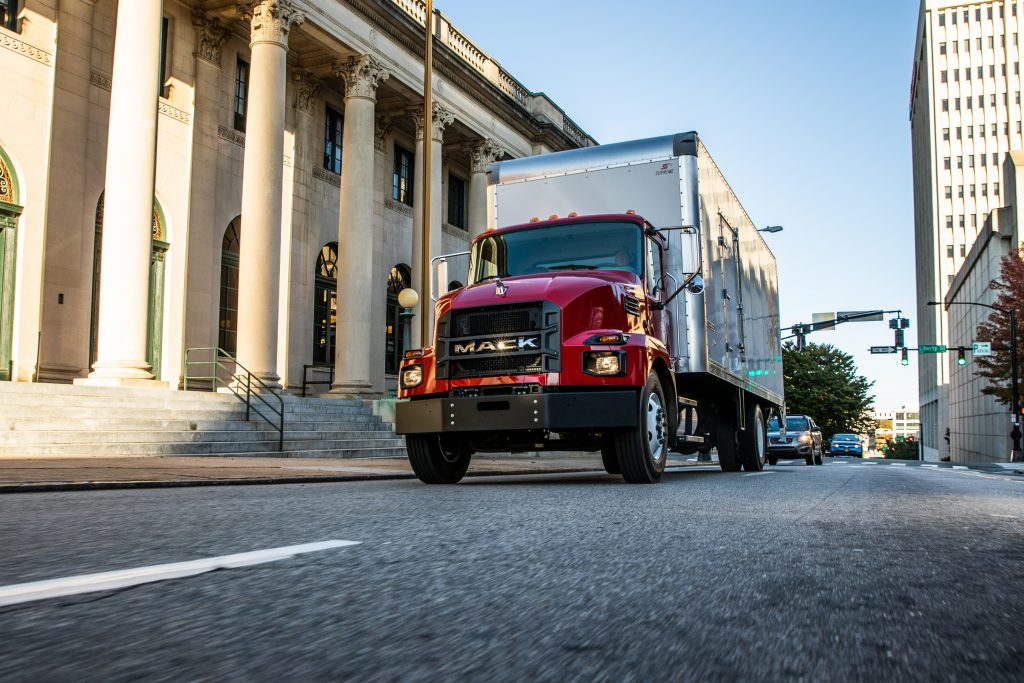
left=81, top=0, right=164, bottom=387
left=409, top=103, right=453, bottom=347
left=328, top=55, right=390, bottom=398
left=234, top=0, right=304, bottom=389
left=467, top=139, right=503, bottom=239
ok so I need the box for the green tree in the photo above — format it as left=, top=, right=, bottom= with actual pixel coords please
left=782, top=341, right=875, bottom=438
left=974, top=247, right=1024, bottom=405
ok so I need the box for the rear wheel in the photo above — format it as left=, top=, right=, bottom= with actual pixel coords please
left=406, top=434, right=472, bottom=484
left=614, top=374, right=668, bottom=483
left=814, top=448, right=824, bottom=466
left=715, top=405, right=741, bottom=472
left=739, top=402, right=767, bottom=472
left=767, top=455, right=778, bottom=466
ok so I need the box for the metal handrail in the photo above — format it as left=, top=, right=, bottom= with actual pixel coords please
left=301, top=364, right=334, bottom=398
left=183, top=347, right=285, bottom=451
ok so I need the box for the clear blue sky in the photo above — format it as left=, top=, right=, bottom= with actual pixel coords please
left=437, top=0, right=922, bottom=410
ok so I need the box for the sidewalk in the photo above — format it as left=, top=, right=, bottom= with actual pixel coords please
left=0, top=453, right=650, bottom=493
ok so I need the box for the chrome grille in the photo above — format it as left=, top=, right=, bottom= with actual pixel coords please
left=451, top=304, right=543, bottom=337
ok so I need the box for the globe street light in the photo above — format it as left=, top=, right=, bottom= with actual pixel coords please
left=927, top=300, right=1021, bottom=462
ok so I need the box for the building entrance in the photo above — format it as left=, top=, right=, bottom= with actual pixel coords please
left=0, top=146, right=21, bottom=381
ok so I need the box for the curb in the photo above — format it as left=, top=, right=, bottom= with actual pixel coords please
left=0, top=466, right=607, bottom=494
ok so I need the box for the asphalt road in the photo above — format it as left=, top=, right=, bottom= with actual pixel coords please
left=1, top=457, right=1023, bottom=681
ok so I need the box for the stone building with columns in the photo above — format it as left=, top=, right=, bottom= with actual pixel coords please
left=0, top=0, right=594, bottom=396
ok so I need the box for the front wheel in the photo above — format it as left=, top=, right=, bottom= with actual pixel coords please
left=614, top=374, right=668, bottom=483
left=406, top=434, right=472, bottom=484
left=814, top=448, right=823, bottom=466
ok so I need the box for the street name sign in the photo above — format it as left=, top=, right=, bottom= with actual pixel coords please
left=972, top=341, right=992, bottom=356
left=839, top=310, right=885, bottom=322
left=870, top=346, right=897, bottom=354
left=919, top=344, right=948, bottom=353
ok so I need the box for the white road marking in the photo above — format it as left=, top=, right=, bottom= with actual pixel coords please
left=744, top=471, right=776, bottom=476
left=0, top=540, right=360, bottom=608
left=922, top=464, right=939, bottom=469
left=890, top=463, right=907, bottom=467
left=953, top=466, right=969, bottom=470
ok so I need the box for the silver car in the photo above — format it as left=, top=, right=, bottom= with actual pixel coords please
left=767, top=415, right=824, bottom=466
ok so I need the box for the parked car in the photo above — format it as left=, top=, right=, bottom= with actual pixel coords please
left=767, top=415, right=823, bottom=466
left=829, top=433, right=864, bottom=457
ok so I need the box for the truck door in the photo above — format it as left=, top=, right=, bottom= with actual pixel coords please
left=644, top=234, right=670, bottom=348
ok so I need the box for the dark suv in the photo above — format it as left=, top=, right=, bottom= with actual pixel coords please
left=767, top=415, right=823, bottom=466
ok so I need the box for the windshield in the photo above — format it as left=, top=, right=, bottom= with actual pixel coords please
left=832, top=434, right=858, bottom=441
left=469, top=221, right=643, bottom=284
left=768, top=416, right=810, bottom=432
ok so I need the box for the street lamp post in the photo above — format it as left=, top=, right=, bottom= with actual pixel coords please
left=927, top=300, right=1021, bottom=462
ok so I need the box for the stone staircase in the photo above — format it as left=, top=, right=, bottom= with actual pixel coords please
left=0, top=382, right=406, bottom=458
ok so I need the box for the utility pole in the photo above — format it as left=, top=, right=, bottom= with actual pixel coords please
left=419, top=0, right=434, bottom=346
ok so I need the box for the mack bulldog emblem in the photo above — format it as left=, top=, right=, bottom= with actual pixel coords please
left=452, top=337, right=539, bottom=354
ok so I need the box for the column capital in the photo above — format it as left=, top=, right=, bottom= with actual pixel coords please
left=334, top=54, right=391, bottom=102
left=292, top=69, right=321, bottom=114
left=192, top=11, right=229, bottom=66
left=409, top=102, right=454, bottom=143
left=374, top=116, right=391, bottom=154
left=236, top=0, right=304, bottom=48
left=468, top=138, right=505, bottom=173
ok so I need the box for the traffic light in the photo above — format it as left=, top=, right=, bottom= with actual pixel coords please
left=901, top=348, right=909, bottom=366
left=957, top=347, right=967, bottom=366
left=894, top=328, right=905, bottom=348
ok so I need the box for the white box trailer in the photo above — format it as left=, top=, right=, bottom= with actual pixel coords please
left=487, top=132, right=784, bottom=411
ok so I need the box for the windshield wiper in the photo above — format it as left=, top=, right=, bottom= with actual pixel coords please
left=545, top=264, right=596, bottom=271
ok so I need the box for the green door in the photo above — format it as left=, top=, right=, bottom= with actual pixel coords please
left=0, top=148, right=21, bottom=382
left=0, top=210, right=19, bottom=381
left=147, top=240, right=168, bottom=378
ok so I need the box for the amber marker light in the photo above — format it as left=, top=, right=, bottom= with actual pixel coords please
left=529, top=217, right=540, bottom=222
left=404, top=349, right=424, bottom=359
left=626, top=209, right=636, bottom=215
left=549, top=214, right=559, bottom=220
left=568, top=212, right=578, bottom=217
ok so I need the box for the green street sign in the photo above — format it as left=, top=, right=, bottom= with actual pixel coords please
left=919, top=344, right=948, bottom=353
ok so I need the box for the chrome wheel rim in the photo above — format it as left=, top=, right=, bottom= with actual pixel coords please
left=646, top=392, right=666, bottom=463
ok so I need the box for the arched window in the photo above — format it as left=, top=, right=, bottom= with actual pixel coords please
left=385, top=264, right=411, bottom=374
left=218, top=217, right=241, bottom=354
left=313, top=242, right=338, bottom=365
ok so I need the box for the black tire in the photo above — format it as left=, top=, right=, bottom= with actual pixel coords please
left=739, top=402, right=767, bottom=472
left=814, top=448, right=823, bottom=466
left=805, top=452, right=814, bottom=466
left=715, top=404, right=741, bottom=472
left=406, top=434, right=472, bottom=484
left=767, top=455, right=778, bottom=466
left=601, top=444, right=620, bottom=475
left=613, top=374, right=668, bottom=483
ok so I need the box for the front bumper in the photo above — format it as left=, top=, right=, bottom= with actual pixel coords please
left=831, top=446, right=863, bottom=456
left=395, top=391, right=639, bottom=435
left=768, top=441, right=812, bottom=456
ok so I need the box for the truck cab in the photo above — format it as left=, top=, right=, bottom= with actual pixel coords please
left=397, top=213, right=679, bottom=483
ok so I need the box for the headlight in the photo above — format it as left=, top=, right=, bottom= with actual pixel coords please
left=798, top=433, right=812, bottom=443
left=400, top=364, right=423, bottom=388
left=583, top=351, right=625, bottom=376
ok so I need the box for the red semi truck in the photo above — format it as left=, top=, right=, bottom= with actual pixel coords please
left=396, top=132, right=784, bottom=484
